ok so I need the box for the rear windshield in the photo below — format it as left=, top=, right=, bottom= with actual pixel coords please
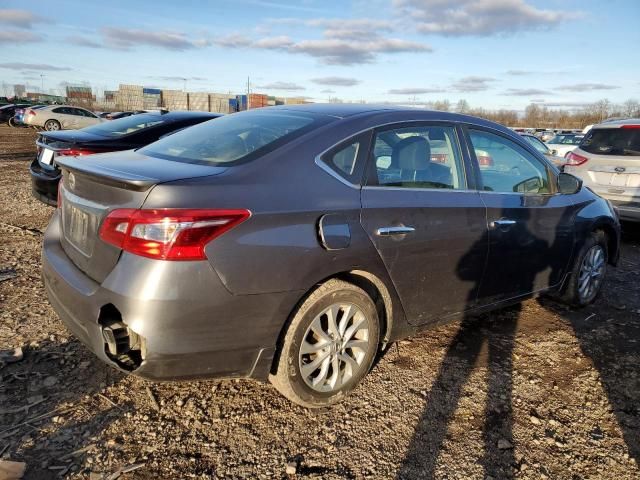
left=580, top=128, right=640, bottom=156
left=81, top=113, right=166, bottom=138
left=548, top=134, right=583, bottom=145
left=140, top=110, right=325, bottom=165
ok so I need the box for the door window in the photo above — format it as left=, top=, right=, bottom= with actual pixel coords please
left=469, top=129, right=552, bottom=194
left=370, top=125, right=465, bottom=189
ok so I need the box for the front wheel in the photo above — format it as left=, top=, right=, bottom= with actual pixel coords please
left=270, top=279, right=380, bottom=408
left=44, top=119, right=61, bottom=131
left=558, top=231, right=608, bottom=307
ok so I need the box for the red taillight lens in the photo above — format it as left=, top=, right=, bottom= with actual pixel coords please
left=431, top=153, right=448, bottom=164
left=99, top=209, right=251, bottom=261
left=57, top=148, right=96, bottom=157
left=477, top=154, right=494, bottom=166
left=26, top=109, right=36, bottom=116
left=565, top=151, right=589, bottom=166
left=621, top=125, right=640, bottom=129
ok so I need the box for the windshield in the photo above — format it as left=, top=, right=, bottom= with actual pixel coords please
left=580, top=127, right=640, bottom=156
left=548, top=134, right=583, bottom=145
left=523, top=135, right=549, bottom=154
left=140, top=110, right=325, bottom=166
left=81, top=113, right=166, bottom=137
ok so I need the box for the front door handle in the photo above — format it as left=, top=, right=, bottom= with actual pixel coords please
left=376, top=226, right=416, bottom=236
left=490, top=219, right=517, bottom=228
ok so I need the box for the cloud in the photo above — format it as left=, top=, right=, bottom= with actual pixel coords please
left=502, top=88, right=553, bottom=96
left=394, top=0, right=579, bottom=36
left=155, top=76, right=208, bottom=81
left=535, top=101, right=592, bottom=108
left=67, top=35, right=103, bottom=48
left=0, top=30, right=42, bottom=44
left=256, top=81, right=305, bottom=91
left=388, top=87, right=447, bottom=95
left=0, top=62, right=71, bottom=71
left=0, top=9, right=45, bottom=29
left=102, top=27, right=208, bottom=51
left=308, top=18, right=396, bottom=40
left=452, top=76, right=495, bottom=92
left=215, top=30, right=431, bottom=65
left=320, top=89, right=336, bottom=94
left=505, top=69, right=534, bottom=76
left=311, top=77, right=361, bottom=87
left=556, top=83, right=619, bottom=92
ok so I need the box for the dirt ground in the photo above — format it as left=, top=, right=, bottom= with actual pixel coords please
left=0, top=123, right=638, bottom=479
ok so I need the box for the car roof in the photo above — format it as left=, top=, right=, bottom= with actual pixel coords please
left=269, top=103, right=416, bottom=118
left=145, top=110, right=221, bottom=119
left=593, top=118, right=640, bottom=129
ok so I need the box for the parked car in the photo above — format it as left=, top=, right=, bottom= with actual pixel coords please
left=10, top=105, right=46, bottom=127
left=547, top=133, right=584, bottom=157
left=22, top=105, right=103, bottom=131
left=538, top=130, right=555, bottom=142
left=520, top=133, right=567, bottom=168
left=42, top=105, right=620, bottom=408
left=0, top=103, right=31, bottom=124
left=30, top=111, right=221, bottom=206
left=564, top=119, right=640, bottom=221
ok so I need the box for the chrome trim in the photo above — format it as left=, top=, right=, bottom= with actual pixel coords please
left=490, top=219, right=517, bottom=228
left=314, top=156, right=359, bottom=189
left=376, top=226, right=416, bottom=236
left=362, top=185, right=477, bottom=193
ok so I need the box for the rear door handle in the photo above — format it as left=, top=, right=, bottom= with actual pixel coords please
left=490, top=219, right=517, bottom=228
left=376, top=226, right=416, bottom=236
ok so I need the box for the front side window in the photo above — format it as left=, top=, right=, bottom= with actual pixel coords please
left=469, top=129, right=551, bottom=194
left=580, top=127, right=640, bottom=156
left=370, top=125, right=465, bottom=190
left=523, top=135, right=549, bottom=154
left=141, top=110, right=327, bottom=166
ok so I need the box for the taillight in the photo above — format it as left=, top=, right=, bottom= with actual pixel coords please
left=57, top=148, right=96, bottom=157
left=565, top=151, right=588, bottom=166
left=26, top=109, right=36, bottom=116
left=431, top=153, right=448, bottom=164
left=99, top=209, right=251, bottom=261
left=477, top=154, right=494, bottom=166
left=621, top=125, right=640, bottom=129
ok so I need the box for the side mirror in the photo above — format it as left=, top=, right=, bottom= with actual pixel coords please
left=551, top=149, right=558, bottom=155
left=558, top=172, right=582, bottom=194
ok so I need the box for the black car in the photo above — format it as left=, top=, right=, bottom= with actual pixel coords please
left=30, top=111, right=221, bottom=205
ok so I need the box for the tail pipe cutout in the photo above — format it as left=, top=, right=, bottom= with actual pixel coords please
left=98, top=304, right=145, bottom=371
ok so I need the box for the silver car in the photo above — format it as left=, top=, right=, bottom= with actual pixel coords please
left=23, top=105, right=103, bottom=131
left=564, top=119, right=640, bottom=221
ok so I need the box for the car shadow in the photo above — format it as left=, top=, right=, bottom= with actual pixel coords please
left=0, top=338, right=128, bottom=479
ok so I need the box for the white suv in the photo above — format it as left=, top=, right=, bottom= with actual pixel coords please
left=564, top=119, right=640, bottom=221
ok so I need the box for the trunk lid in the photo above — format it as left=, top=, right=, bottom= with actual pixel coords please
left=56, top=150, right=226, bottom=282
left=580, top=149, right=640, bottom=191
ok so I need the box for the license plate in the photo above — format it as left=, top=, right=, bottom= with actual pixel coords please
left=39, top=148, right=54, bottom=165
left=67, top=205, right=90, bottom=250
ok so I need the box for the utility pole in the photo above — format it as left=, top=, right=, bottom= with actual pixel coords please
left=246, top=76, right=250, bottom=110
left=182, top=78, right=187, bottom=92
left=40, top=74, right=45, bottom=93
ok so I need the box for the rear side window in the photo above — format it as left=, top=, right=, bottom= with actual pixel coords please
left=370, top=125, right=465, bottom=190
left=140, top=110, right=326, bottom=166
left=580, top=127, right=640, bottom=156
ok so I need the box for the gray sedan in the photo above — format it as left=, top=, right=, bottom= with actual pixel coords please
left=42, top=105, right=620, bottom=407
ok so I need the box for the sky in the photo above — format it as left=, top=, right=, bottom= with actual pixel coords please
left=0, top=0, right=639, bottom=111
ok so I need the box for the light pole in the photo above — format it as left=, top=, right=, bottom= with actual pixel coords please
left=40, top=74, right=45, bottom=93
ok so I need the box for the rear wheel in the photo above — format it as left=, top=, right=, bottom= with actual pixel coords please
left=270, top=279, right=380, bottom=408
left=558, top=230, right=607, bottom=307
left=44, top=119, right=61, bottom=131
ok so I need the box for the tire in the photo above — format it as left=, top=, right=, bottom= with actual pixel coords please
left=270, top=279, right=380, bottom=408
left=8, top=117, right=17, bottom=127
left=44, top=119, right=61, bottom=131
left=557, top=230, right=608, bottom=307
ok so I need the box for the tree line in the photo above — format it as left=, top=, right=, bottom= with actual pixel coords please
left=416, top=98, right=640, bottom=129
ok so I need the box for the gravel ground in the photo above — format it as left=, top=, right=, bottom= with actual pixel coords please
left=0, top=124, right=639, bottom=479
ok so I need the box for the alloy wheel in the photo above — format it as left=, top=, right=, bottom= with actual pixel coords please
left=299, top=303, right=370, bottom=393
left=578, top=245, right=605, bottom=303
